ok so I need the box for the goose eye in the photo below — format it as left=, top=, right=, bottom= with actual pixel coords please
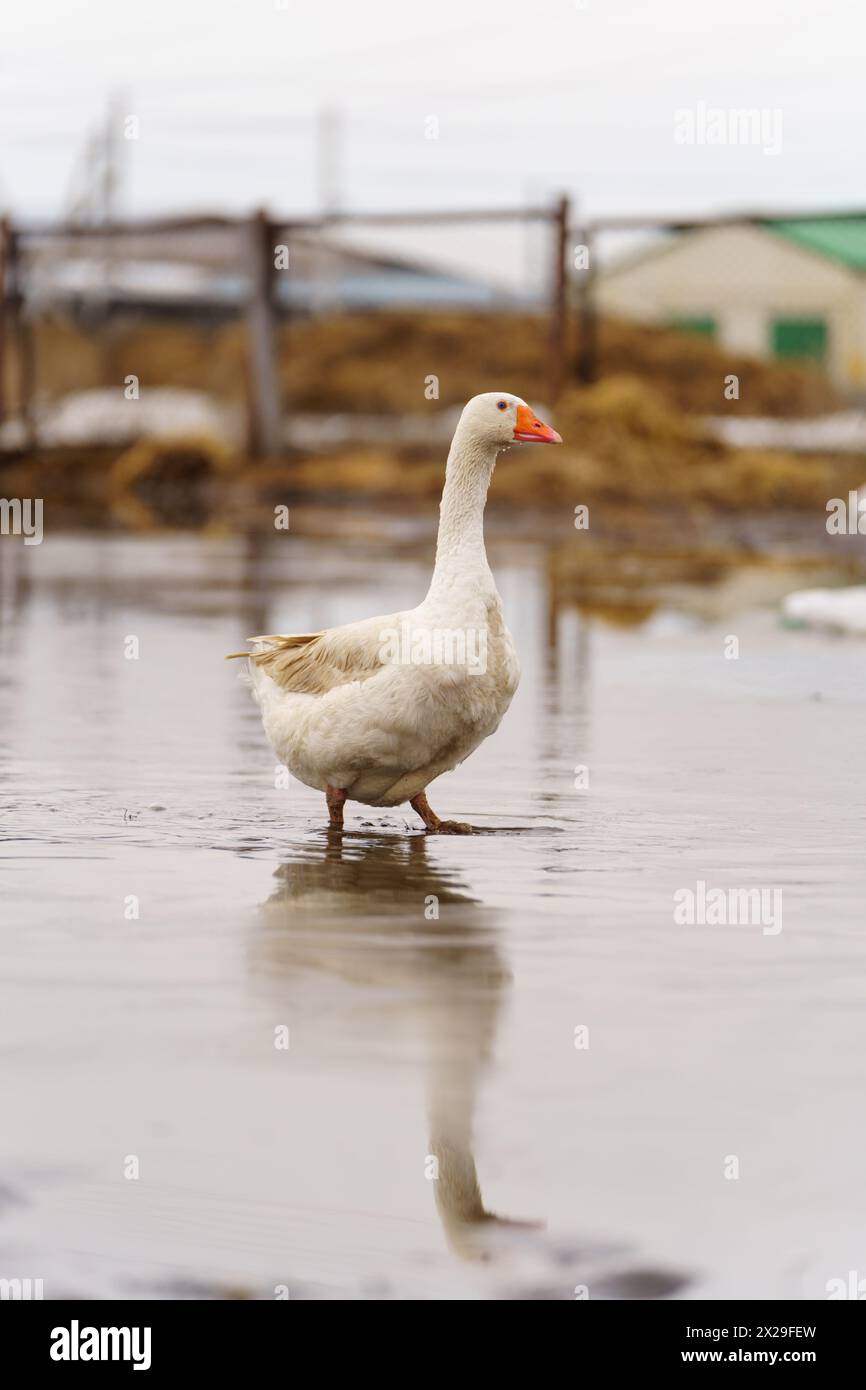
left=496, top=400, right=508, bottom=410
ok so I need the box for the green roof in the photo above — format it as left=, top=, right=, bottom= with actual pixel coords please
left=769, top=217, right=866, bottom=271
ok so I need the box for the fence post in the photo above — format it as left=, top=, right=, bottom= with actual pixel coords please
left=547, top=194, right=570, bottom=405
left=1, top=221, right=36, bottom=447
left=244, top=209, right=282, bottom=457
left=576, top=221, right=597, bottom=385
left=0, top=218, right=9, bottom=428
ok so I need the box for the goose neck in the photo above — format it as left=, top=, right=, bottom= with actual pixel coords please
left=430, top=432, right=498, bottom=588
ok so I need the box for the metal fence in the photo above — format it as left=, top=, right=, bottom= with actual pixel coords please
left=2, top=198, right=861, bottom=455
left=0, top=199, right=571, bottom=454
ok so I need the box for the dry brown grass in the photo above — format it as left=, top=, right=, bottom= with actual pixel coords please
left=495, top=376, right=864, bottom=511
left=7, top=314, right=860, bottom=522
left=595, top=318, right=841, bottom=417
left=6, top=372, right=862, bottom=519
left=30, top=317, right=247, bottom=402
left=245, top=375, right=862, bottom=513
left=27, top=307, right=842, bottom=418
left=282, top=311, right=843, bottom=417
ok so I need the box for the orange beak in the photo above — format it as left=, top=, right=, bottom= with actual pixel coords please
left=513, top=403, right=562, bottom=444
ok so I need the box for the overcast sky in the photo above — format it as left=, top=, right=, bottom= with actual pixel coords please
left=3, top=0, right=864, bottom=284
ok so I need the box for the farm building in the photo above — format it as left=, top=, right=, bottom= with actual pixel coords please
left=596, top=214, right=866, bottom=392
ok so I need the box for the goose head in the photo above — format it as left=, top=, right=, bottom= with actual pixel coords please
left=458, top=391, right=562, bottom=451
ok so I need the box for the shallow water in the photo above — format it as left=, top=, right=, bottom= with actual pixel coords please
left=1, top=525, right=865, bottom=1300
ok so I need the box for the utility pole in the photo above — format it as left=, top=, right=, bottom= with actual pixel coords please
left=316, top=108, right=342, bottom=218
left=102, top=92, right=123, bottom=224
left=65, top=92, right=125, bottom=227
left=314, top=108, right=342, bottom=315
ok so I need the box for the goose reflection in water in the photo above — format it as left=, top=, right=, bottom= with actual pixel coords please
left=252, top=830, right=538, bottom=1264
left=251, top=832, right=689, bottom=1296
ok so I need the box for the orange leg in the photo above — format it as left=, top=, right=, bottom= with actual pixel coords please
left=410, top=790, right=474, bottom=835
left=325, top=784, right=346, bottom=829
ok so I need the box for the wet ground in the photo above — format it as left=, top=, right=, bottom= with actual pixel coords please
left=1, top=521, right=865, bottom=1299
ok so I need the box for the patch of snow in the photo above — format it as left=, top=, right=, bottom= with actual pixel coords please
left=0, top=388, right=241, bottom=449
left=287, top=409, right=461, bottom=450
left=705, top=411, right=866, bottom=454
left=782, top=585, right=866, bottom=634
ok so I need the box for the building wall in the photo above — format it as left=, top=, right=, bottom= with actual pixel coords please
left=597, top=224, right=866, bottom=389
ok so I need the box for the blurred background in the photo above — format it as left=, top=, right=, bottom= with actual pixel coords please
left=2, top=0, right=866, bottom=566
left=2, top=1, right=866, bottom=1302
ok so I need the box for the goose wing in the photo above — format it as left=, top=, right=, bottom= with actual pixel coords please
left=226, top=617, right=394, bottom=696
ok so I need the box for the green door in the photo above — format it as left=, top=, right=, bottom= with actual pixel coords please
left=771, top=317, right=828, bottom=364
left=668, top=315, right=717, bottom=339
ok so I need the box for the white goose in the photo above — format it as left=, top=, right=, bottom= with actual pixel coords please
left=228, top=393, right=562, bottom=832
